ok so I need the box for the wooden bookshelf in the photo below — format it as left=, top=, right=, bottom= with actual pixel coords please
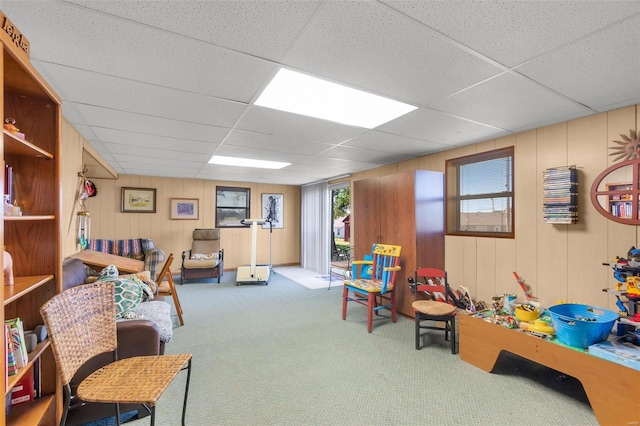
left=4, top=276, right=54, bottom=306
left=1, top=10, right=62, bottom=425
left=7, top=395, right=55, bottom=426
left=606, top=182, right=633, bottom=218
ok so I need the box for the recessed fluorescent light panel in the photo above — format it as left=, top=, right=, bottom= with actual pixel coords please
left=208, top=155, right=290, bottom=169
left=254, top=68, right=417, bottom=129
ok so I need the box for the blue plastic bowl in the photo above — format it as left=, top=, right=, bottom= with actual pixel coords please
left=548, top=303, right=618, bottom=349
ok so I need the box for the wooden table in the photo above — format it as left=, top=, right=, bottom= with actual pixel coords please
left=460, top=313, right=640, bottom=426
left=70, top=250, right=144, bottom=274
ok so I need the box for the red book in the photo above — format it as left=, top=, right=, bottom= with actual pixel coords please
left=11, top=365, right=34, bottom=406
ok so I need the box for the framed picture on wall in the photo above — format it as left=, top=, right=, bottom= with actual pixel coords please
left=261, top=193, right=283, bottom=229
left=216, top=186, right=250, bottom=227
left=121, top=187, right=156, bottom=213
left=170, top=198, right=199, bottom=220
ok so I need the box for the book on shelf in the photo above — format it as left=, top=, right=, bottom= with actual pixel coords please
left=4, top=164, right=13, bottom=204
left=33, top=357, right=41, bottom=398
left=5, top=324, right=17, bottom=378
left=10, top=364, right=35, bottom=406
left=610, top=202, right=634, bottom=218
left=5, top=317, right=28, bottom=369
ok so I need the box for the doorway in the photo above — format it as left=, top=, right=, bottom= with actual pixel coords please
left=330, top=183, right=350, bottom=275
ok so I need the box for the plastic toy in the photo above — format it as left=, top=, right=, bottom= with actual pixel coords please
left=513, top=271, right=535, bottom=300
left=625, top=276, right=640, bottom=296
left=528, top=318, right=555, bottom=335
left=629, top=246, right=640, bottom=263
left=603, top=249, right=640, bottom=317
left=605, top=250, right=640, bottom=295
left=615, top=295, right=629, bottom=316
left=3, top=117, right=19, bottom=133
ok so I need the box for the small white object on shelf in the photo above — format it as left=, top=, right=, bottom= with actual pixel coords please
left=4, top=201, right=21, bottom=216
left=4, top=250, right=14, bottom=285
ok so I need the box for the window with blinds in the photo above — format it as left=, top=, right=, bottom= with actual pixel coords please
left=445, top=147, right=514, bottom=238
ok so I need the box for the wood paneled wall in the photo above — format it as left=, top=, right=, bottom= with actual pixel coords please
left=61, top=119, right=85, bottom=258
left=63, top=103, right=639, bottom=311
left=351, top=104, right=639, bottom=311
left=60, top=120, right=300, bottom=273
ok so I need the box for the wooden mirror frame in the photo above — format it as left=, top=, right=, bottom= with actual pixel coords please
left=590, top=158, right=640, bottom=225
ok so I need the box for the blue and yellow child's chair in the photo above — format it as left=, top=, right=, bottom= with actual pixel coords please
left=342, top=243, right=402, bottom=333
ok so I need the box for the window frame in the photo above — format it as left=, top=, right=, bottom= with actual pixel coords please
left=445, top=146, right=514, bottom=238
left=215, top=186, right=251, bottom=228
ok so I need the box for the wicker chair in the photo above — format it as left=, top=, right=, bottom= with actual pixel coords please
left=40, top=282, right=192, bottom=425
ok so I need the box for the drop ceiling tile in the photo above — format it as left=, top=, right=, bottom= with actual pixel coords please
left=39, top=63, right=247, bottom=128
left=283, top=0, right=502, bottom=105
left=3, top=1, right=276, bottom=103
left=292, top=157, right=380, bottom=175
left=378, top=108, right=510, bottom=145
left=60, top=104, right=88, bottom=129
left=72, top=104, right=230, bottom=143
left=430, top=73, right=593, bottom=132
left=213, top=144, right=306, bottom=164
left=113, top=155, right=203, bottom=170
left=516, top=14, right=640, bottom=111
left=383, top=1, right=640, bottom=67
left=255, top=176, right=316, bottom=185
left=105, top=144, right=208, bottom=163
left=344, top=129, right=447, bottom=154
left=120, top=164, right=198, bottom=179
left=66, top=0, right=322, bottom=62
left=69, top=124, right=99, bottom=143
left=236, top=106, right=367, bottom=144
left=282, top=160, right=349, bottom=176
left=318, top=145, right=412, bottom=164
left=257, top=169, right=329, bottom=185
left=196, top=164, right=272, bottom=181
left=84, top=140, right=118, bottom=165
left=91, top=128, right=219, bottom=155
left=223, top=131, right=334, bottom=156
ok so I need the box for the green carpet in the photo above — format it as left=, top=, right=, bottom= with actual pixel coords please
left=123, top=270, right=597, bottom=425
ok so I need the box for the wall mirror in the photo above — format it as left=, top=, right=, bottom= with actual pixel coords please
left=590, top=159, right=640, bottom=225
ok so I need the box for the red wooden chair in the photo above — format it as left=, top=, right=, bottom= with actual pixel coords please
left=342, top=244, right=401, bottom=333
left=409, top=267, right=458, bottom=354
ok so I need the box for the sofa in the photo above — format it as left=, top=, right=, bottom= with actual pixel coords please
left=86, top=238, right=166, bottom=280
left=61, top=257, right=172, bottom=425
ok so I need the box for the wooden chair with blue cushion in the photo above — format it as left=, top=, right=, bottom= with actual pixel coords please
left=342, top=243, right=401, bottom=333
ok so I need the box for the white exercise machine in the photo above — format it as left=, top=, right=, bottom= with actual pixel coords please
left=236, top=218, right=271, bottom=285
